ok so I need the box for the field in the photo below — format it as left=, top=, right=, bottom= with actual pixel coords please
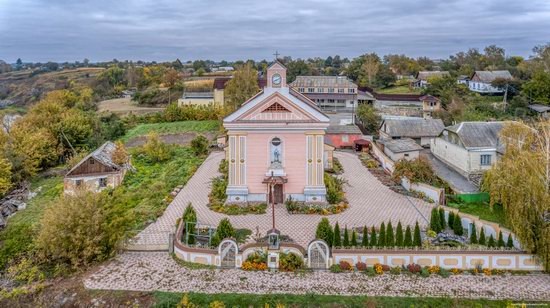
left=447, top=201, right=508, bottom=227
left=0, top=67, right=105, bottom=106
left=98, top=97, right=166, bottom=116
left=122, top=120, right=220, bottom=143
left=376, top=85, right=422, bottom=94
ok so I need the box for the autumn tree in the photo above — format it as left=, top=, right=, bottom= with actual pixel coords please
left=361, top=53, right=380, bottom=86
left=111, top=141, right=128, bottom=166
left=0, top=157, right=12, bottom=196
left=483, top=120, right=550, bottom=270
left=224, top=63, right=260, bottom=110
left=355, top=103, right=381, bottom=134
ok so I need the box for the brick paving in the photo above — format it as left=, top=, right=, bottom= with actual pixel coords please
left=133, top=151, right=434, bottom=248
left=85, top=252, right=550, bottom=301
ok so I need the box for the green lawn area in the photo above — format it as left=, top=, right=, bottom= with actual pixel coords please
left=447, top=201, right=508, bottom=227
left=121, top=120, right=220, bottom=142
left=376, top=85, right=421, bottom=94
left=153, top=292, right=534, bottom=308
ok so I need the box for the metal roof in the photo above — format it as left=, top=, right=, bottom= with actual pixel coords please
left=471, top=70, right=512, bottom=83
left=415, top=71, right=450, bottom=80
left=528, top=104, right=550, bottom=113
left=327, top=124, right=363, bottom=134
left=66, top=141, right=125, bottom=176
left=380, top=138, right=423, bottom=153
left=290, top=76, right=357, bottom=88
left=380, top=118, right=444, bottom=138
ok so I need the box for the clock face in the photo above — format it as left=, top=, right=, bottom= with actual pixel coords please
left=272, top=74, right=282, bottom=85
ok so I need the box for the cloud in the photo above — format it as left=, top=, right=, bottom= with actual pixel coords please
left=0, top=0, right=549, bottom=62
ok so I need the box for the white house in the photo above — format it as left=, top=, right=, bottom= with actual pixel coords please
left=413, top=71, right=450, bottom=88
left=468, top=70, right=512, bottom=94
left=430, top=122, right=508, bottom=185
left=379, top=117, right=445, bottom=147
left=379, top=138, right=423, bottom=162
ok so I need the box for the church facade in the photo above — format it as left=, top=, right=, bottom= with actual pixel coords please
left=223, top=61, right=330, bottom=204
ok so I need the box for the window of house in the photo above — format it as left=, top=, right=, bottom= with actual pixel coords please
left=99, top=177, right=107, bottom=188
left=338, top=88, right=344, bottom=93
left=341, top=135, right=349, bottom=143
left=89, top=158, right=95, bottom=165
left=75, top=179, right=82, bottom=187
left=298, top=87, right=304, bottom=92
left=328, top=88, right=335, bottom=93
left=317, top=88, right=324, bottom=93
left=480, top=154, right=492, bottom=166
left=348, top=88, right=355, bottom=93
left=404, top=153, right=410, bottom=157
left=308, top=88, right=315, bottom=93
left=328, top=99, right=335, bottom=103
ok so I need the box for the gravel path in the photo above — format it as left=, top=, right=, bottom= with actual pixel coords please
left=85, top=252, right=550, bottom=301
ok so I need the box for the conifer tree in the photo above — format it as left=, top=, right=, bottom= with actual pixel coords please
left=370, top=226, right=377, bottom=247
left=448, top=212, right=455, bottom=228
left=497, top=231, right=505, bottom=247
left=343, top=226, right=350, bottom=247
left=439, top=207, right=446, bottom=229
left=479, top=227, right=486, bottom=245
left=351, top=231, right=358, bottom=247
left=404, top=225, right=413, bottom=247
left=386, top=221, right=395, bottom=247
left=470, top=224, right=478, bottom=244
left=332, top=222, right=341, bottom=247
left=430, top=208, right=441, bottom=233
left=378, top=222, right=386, bottom=247
left=488, top=234, right=496, bottom=247
left=413, top=221, right=422, bottom=247
left=361, top=226, right=369, bottom=247
left=506, top=234, right=514, bottom=248
left=395, top=221, right=404, bottom=247
left=316, top=218, right=333, bottom=247
left=453, top=214, right=463, bottom=236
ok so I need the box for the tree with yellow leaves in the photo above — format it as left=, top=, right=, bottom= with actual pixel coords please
left=224, top=63, right=259, bottom=110
left=111, top=141, right=128, bottom=166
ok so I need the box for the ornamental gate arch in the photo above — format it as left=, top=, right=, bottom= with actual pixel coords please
left=308, top=240, right=330, bottom=269
left=219, top=239, right=238, bottom=268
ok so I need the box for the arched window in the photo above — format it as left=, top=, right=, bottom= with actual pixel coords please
left=270, top=137, right=282, bottom=165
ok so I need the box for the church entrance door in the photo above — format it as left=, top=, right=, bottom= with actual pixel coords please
left=270, top=184, right=284, bottom=204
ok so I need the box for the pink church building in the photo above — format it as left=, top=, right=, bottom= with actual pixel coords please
left=223, top=61, right=330, bottom=204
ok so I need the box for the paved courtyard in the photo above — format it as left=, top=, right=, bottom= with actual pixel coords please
left=85, top=252, right=550, bottom=301
left=133, top=151, right=434, bottom=248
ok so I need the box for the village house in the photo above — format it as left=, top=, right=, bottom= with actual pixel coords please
left=290, top=76, right=374, bottom=112
left=528, top=104, right=550, bottom=119
left=468, top=70, right=512, bottom=94
left=379, top=117, right=445, bottom=147
left=182, top=76, right=268, bottom=107
left=412, top=71, right=450, bottom=88
left=420, top=94, right=441, bottom=119
left=430, top=121, right=507, bottom=185
left=223, top=61, right=330, bottom=204
left=64, top=141, right=131, bottom=195
left=325, top=124, right=364, bottom=149
left=379, top=138, right=423, bottom=162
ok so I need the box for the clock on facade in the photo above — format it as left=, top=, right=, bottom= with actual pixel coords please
left=272, top=73, right=282, bottom=85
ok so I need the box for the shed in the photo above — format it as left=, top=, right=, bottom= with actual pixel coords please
left=379, top=138, right=423, bottom=161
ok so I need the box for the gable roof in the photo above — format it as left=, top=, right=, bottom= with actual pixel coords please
left=415, top=71, right=450, bottom=80
left=444, top=121, right=506, bottom=149
left=380, top=138, right=423, bottom=153
left=290, top=76, right=357, bottom=88
left=66, top=141, right=125, bottom=176
left=380, top=117, right=444, bottom=138
left=471, top=70, right=512, bottom=83
left=419, top=95, right=440, bottom=103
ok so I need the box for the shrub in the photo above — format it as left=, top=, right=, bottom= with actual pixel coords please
left=478, top=227, right=486, bottom=245
left=420, top=267, right=430, bottom=277
left=182, top=203, right=197, bottom=245
left=439, top=268, right=450, bottom=278
left=497, top=231, right=505, bottom=247
left=430, top=208, right=442, bottom=233
left=453, top=213, right=464, bottom=236
left=279, top=252, right=304, bottom=272
left=390, top=266, right=401, bottom=275
left=448, top=212, right=455, bottom=228
left=413, top=222, right=422, bottom=246
left=426, top=230, right=437, bottom=238
left=381, top=264, right=391, bottom=272
left=407, top=263, right=422, bottom=274
left=404, top=225, right=413, bottom=247
left=369, top=226, right=377, bottom=247
left=211, top=218, right=235, bottom=247
left=439, top=207, right=446, bottom=229
left=470, top=224, right=478, bottom=244
left=142, top=132, right=172, bottom=162
left=356, top=262, right=367, bottom=271
left=209, top=176, right=228, bottom=204
left=365, top=266, right=376, bottom=277
left=316, top=218, right=333, bottom=247
left=329, top=264, right=342, bottom=273
left=351, top=230, right=358, bottom=247
left=386, top=221, right=394, bottom=247
left=7, top=258, right=45, bottom=284
left=242, top=260, right=267, bottom=271
left=332, top=222, right=341, bottom=247
left=361, top=226, right=369, bottom=247
left=378, top=222, right=386, bottom=247
left=487, top=234, right=496, bottom=247
left=395, top=221, right=404, bottom=247
left=339, top=260, right=353, bottom=271
left=392, top=157, right=442, bottom=187
left=374, top=263, right=384, bottom=275
left=111, top=141, right=128, bottom=165
left=343, top=227, right=350, bottom=247
left=35, top=191, right=132, bottom=269
left=190, top=135, right=209, bottom=156
left=324, top=173, right=346, bottom=204
left=507, top=234, right=514, bottom=248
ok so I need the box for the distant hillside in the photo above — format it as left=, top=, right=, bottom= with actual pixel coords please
left=0, top=67, right=105, bottom=107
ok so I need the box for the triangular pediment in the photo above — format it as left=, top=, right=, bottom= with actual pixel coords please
left=236, top=92, right=318, bottom=122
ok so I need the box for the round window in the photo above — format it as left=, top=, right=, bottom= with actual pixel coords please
left=271, top=137, right=281, bottom=146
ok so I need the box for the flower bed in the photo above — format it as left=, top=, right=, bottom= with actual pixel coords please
left=209, top=202, right=267, bottom=215
left=242, top=251, right=268, bottom=271
left=286, top=199, right=349, bottom=215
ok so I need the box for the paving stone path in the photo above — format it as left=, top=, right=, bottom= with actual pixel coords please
left=85, top=252, right=550, bottom=301
left=133, top=151, right=434, bottom=248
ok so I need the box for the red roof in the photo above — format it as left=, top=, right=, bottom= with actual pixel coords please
left=354, top=139, right=371, bottom=145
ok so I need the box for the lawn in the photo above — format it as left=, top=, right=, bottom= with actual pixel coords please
left=376, top=85, right=421, bottom=94
left=121, top=120, right=220, bottom=142
left=153, top=292, right=532, bottom=307
left=447, top=201, right=508, bottom=227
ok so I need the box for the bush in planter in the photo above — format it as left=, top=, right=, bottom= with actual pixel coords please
left=356, top=262, right=367, bottom=271
left=343, top=227, right=350, bottom=247
left=413, top=222, right=422, bottom=247
left=478, top=227, right=486, bottom=245
left=448, top=212, right=455, bottom=228
left=404, top=225, right=412, bottom=247
left=378, top=222, right=386, bottom=247
left=351, top=231, right=358, bottom=247
left=497, top=231, right=505, bottom=247
left=430, top=207, right=442, bottom=233
left=395, top=222, right=403, bottom=247
left=386, top=221, right=394, bottom=247
left=339, top=260, right=353, bottom=271
left=369, top=226, right=377, bottom=247
left=470, top=224, right=478, bottom=244
left=329, top=264, right=342, bottom=273
left=438, top=268, right=450, bottom=278
left=426, top=230, right=437, bottom=238
left=453, top=213, right=464, bottom=236
left=182, top=203, right=197, bottom=244
left=332, top=222, right=341, bottom=247
left=420, top=267, right=430, bottom=277
left=365, top=266, right=376, bottom=277
left=211, top=218, right=235, bottom=247
left=507, top=234, right=514, bottom=248
left=487, top=234, right=496, bottom=247
left=390, top=266, right=401, bottom=275
left=439, top=207, right=446, bottom=229
left=279, top=252, right=304, bottom=272
left=316, top=218, right=333, bottom=247
left=407, top=263, right=421, bottom=274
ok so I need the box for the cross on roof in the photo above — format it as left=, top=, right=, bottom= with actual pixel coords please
left=273, top=50, right=280, bottom=60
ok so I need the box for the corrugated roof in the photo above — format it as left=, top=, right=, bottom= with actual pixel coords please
left=290, top=76, right=357, bottom=88
left=327, top=124, right=363, bottom=134
left=528, top=104, right=550, bottom=113
left=66, top=141, right=125, bottom=176
left=380, top=138, right=423, bottom=153
left=416, top=71, right=450, bottom=80
left=381, top=118, right=444, bottom=138
left=445, top=121, right=506, bottom=149
left=471, top=70, right=512, bottom=83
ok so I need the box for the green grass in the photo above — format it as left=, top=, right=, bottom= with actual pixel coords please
left=153, top=291, right=537, bottom=308
left=121, top=120, right=220, bottom=142
left=447, top=202, right=508, bottom=227
left=376, top=85, right=421, bottom=94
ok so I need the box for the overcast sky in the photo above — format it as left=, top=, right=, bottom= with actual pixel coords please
left=1, top=0, right=550, bottom=63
